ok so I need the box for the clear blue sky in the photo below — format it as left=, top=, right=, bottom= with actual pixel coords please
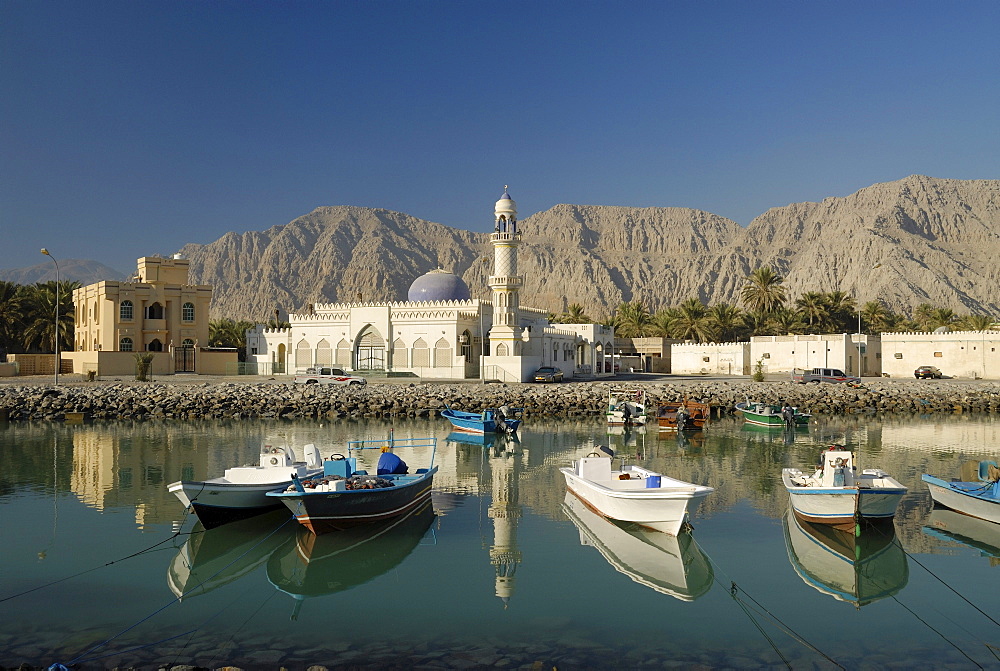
left=2, top=1, right=998, bottom=274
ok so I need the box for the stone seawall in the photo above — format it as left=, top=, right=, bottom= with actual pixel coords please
left=1, top=379, right=998, bottom=422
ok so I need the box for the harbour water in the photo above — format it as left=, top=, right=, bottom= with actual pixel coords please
left=2, top=413, right=1000, bottom=669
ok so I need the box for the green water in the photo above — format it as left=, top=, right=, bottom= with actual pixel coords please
left=1, top=414, right=999, bottom=668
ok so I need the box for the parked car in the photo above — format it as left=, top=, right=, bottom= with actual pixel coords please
left=914, top=365, right=943, bottom=379
left=790, top=368, right=861, bottom=384
left=533, top=366, right=564, bottom=383
left=293, top=367, right=367, bottom=385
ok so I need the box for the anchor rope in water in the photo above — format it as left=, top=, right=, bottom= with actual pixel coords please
left=727, top=582, right=792, bottom=670
left=53, top=514, right=296, bottom=667
left=0, top=508, right=197, bottom=605
left=701, top=541, right=844, bottom=668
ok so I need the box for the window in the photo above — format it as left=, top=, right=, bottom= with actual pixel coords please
left=119, top=337, right=133, bottom=352
left=182, top=302, right=195, bottom=322
left=120, top=300, right=133, bottom=321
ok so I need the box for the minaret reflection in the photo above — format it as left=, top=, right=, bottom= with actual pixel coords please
left=486, top=435, right=523, bottom=609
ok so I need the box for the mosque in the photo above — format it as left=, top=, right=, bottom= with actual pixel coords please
left=246, top=188, right=615, bottom=382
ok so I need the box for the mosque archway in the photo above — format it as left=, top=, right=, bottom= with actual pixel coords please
left=355, top=325, right=385, bottom=371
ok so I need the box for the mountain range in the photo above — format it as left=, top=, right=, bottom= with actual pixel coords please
left=4, top=175, right=997, bottom=322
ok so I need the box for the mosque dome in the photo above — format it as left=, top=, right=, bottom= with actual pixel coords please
left=407, top=268, right=472, bottom=302
left=495, top=186, right=517, bottom=217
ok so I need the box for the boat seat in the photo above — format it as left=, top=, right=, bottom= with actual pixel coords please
left=980, top=460, right=999, bottom=481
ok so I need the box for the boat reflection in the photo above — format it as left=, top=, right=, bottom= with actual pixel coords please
left=741, top=422, right=807, bottom=445
left=267, top=500, right=436, bottom=618
left=561, top=492, right=713, bottom=601
left=782, top=507, right=908, bottom=607
left=923, top=509, right=1000, bottom=565
left=445, top=430, right=519, bottom=449
left=167, top=509, right=296, bottom=600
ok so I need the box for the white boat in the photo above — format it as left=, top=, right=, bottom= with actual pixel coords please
left=168, top=443, right=324, bottom=529
left=561, top=491, right=713, bottom=601
left=782, top=446, right=907, bottom=532
left=606, top=387, right=648, bottom=426
left=560, top=451, right=713, bottom=536
left=922, top=460, right=1000, bottom=525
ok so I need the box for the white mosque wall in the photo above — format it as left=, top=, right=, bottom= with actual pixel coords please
left=880, top=331, right=1000, bottom=380
left=671, top=342, right=751, bottom=376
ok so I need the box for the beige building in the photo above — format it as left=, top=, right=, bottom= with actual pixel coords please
left=67, top=255, right=235, bottom=376
left=880, top=330, right=1000, bottom=380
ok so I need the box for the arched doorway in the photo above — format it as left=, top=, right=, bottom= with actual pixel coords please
left=275, top=343, right=286, bottom=374
left=355, top=325, right=385, bottom=371
left=174, top=338, right=195, bottom=372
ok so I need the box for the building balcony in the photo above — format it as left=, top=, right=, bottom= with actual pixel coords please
left=490, top=232, right=522, bottom=243
left=142, top=319, right=167, bottom=332
left=488, top=275, right=524, bottom=287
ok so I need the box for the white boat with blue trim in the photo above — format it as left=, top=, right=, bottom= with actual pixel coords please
left=922, top=460, right=1000, bottom=525
left=782, top=446, right=907, bottom=532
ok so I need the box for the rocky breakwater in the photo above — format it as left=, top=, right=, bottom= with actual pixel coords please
left=0, top=378, right=998, bottom=422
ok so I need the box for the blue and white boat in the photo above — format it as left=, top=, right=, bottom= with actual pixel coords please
left=922, top=460, right=1000, bottom=525
left=441, top=406, right=521, bottom=435
left=782, top=446, right=907, bottom=532
left=268, top=435, right=438, bottom=535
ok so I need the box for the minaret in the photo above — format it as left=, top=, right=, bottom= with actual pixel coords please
left=488, top=186, right=524, bottom=354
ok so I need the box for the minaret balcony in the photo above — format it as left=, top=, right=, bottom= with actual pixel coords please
left=488, top=275, right=523, bottom=287
left=490, top=232, right=522, bottom=243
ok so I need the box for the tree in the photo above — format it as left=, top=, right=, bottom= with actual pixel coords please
left=860, top=300, right=889, bottom=334
left=766, top=306, right=805, bottom=335
left=741, top=267, right=786, bottom=314
left=20, top=281, right=78, bottom=353
left=559, top=303, right=591, bottom=324
left=707, top=303, right=744, bottom=343
left=209, top=318, right=257, bottom=361
left=960, top=314, right=996, bottom=331
left=0, top=281, right=23, bottom=355
left=927, top=308, right=956, bottom=331
left=649, top=308, right=678, bottom=338
left=614, top=301, right=652, bottom=338
left=795, top=292, right=828, bottom=330
left=822, top=291, right=857, bottom=333
left=670, top=298, right=717, bottom=342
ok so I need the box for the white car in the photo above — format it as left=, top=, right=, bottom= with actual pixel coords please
left=293, top=367, right=367, bottom=386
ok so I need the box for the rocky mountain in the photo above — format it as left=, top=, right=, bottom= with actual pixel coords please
left=0, top=259, right=126, bottom=285
left=179, top=175, right=1000, bottom=321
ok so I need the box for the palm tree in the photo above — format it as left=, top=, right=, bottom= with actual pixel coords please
left=671, top=298, right=717, bottom=342
left=960, top=314, right=996, bottom=331
left=795, top=292, right=828, bottom=330
left=649, top=308, right=677, bottom=338
left=767, top=306, right=805, bottom=335
left=707, top=303, right=744, bottom=343
left=614, top=301, right=652, bottom=338
left=822, top=291, right=857, bottom=333
left=561, top=303, right=591, bottom=324
left=860, top=300, right=889, bottom=334
left=913, top=303, right=936, bottom=331
left=0, top=281, right=23, bottom=355
left=20, top=282, right=78, bottom=353
left=741, top=267, right=786, bottom=314
left=210, top=318, right=257, bottom=361
left=927, top=308, right=956, bottom=331
left=741, top=310, right=771, bottom=338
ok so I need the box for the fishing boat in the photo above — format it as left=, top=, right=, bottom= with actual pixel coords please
left=782, top=445, right=907, bottom=532
left=783, top=507, right=907, bottom=607
left=267, top=435, right=438, bottom=535
left=166, top=509, right=295, bottom=600
left=922, top=460, right=1000, bottom=525
left=735, top=400, right=810, bottom=427
left=655, top=400, right=710, bottom=431
left=606, top=388, right=648, bottom=426
left=560, top=449, right=714, bottom=536
left=168, top=443, right=324, bottom=529
left=441, top=406, right=521, bottom=435
left=562, top=491, right=713, bottom=601
left=268, top=500, right=435, bottom=619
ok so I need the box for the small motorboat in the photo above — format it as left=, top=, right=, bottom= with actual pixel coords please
left=168, top=443, right=324, bottom=529
left=606, top=388, right=648, bottom=426
left=735, top=400, right=810, bottom=428
left=267, top=435, right=438, bottom=535
left=656, top=400, right=710, bottom=432
left=783, top=445, right=907, bottom=532
left=922, top=460, right=1000, bottom=525
left=441, top=406, right=521, bottom=435
left=560, top=449, right=714, bottom=536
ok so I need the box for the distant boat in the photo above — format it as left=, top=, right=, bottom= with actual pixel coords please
left=655, top=400, right=710, bottom=432
left=922, top=460, right=1000, bottom=525
left=783, top=507, right=907, bottom=607
left=560, top=450, right=713, bottom=536
left=735, top=400, right=810, bottom=428
left=268, top=500, right=435, bottom=619
left=267, top=435, right=437, bottom=535
left=562, top=491, right=713, bottom=601
left=441, top=406, right=521, bottom=435
left=606, top=387, right=648, bottom=426
left=168, top=443, right=324, bottom=529
left=783, top=446, right=907, bottom=532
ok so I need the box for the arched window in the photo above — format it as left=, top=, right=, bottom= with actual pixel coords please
left=315, top=338, right=333, bottom=365
left=182, top=302, right=195, bottom=322
left=146, top=302, right=164, bottom=319
left=148, top=339, right=163, bottom=352
left=119, top=337, right=133, bottom=352
left=392, top=338, right=407, bottom=367
left=412, top=338, right=430, bottom=367
left=433, top=337, right=452, bottom=368
left=460, top=330, right=473, bottom=363
left=336, top=338, right=351, bottom=367
left=181, top=338, right=194, bottom=347
left=496, top=342, right=509, bottom=357
left=295, top=339, right=311, bottom=367
left=120, top=300, right=133, bottom=321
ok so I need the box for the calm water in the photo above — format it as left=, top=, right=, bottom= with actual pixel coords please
left=2, top=413, right=1000, bottom=669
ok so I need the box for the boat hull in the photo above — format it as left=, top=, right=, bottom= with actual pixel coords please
left=560, top=464, right=713, bottom=536
left=269, top=468, right=437, bottom=535
left=168, top=480, right=304, bottom=529
left=655, top=402, right=710, bottom=431
left=736, top=401, right=809, bottom=427
left=441, top=409, right=519, bottom=435
left=783, top=472, right=905, bottom=530
left=922, top=474, right=1000, bottom=524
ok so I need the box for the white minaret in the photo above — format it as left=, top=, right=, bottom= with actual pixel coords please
left=488, top=186, right=524, bottom=353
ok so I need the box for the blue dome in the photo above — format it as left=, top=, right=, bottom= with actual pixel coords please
left=407, top=269, right=471, bottom=302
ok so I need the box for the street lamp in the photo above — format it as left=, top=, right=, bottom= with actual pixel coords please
left=40, top=248, right=59, bottom=385
left=856, top=263, right=882, bottom=378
